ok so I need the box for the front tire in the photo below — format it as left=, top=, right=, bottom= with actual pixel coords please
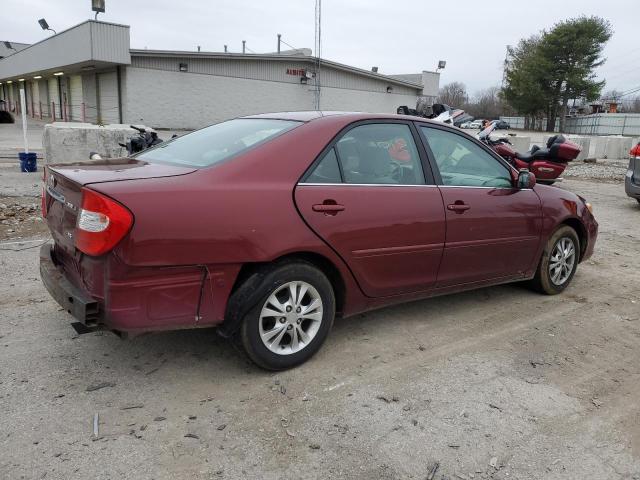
left=239, top=262, right=335, bottom=370
left=530, top=226, right=580, bottom=295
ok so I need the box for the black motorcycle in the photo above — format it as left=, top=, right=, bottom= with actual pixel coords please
left=119, top=125, right=164, bottom=155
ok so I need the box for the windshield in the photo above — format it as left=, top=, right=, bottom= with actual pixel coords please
left=136, top=118, right=301, bottom=167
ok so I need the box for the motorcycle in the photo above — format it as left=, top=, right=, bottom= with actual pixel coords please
left=397, top=103, right=465, bottom=126
left=478, top=121, right=581, bottom=185
left=89, top=125, right=175, bottom=160
left=119, top=125, right=165, bottom=155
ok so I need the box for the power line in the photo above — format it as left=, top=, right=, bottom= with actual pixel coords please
left=279, top=38, right=297, bottom=51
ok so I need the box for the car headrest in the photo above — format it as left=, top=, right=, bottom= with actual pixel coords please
left=358, top=144, right=390, bottom=174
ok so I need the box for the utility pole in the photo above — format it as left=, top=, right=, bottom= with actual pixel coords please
left=277, top=34, right=281, bottom=54
left=313, top=0, right=322, bottom=110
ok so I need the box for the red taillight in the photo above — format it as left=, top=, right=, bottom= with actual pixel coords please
left=75, top=188, right=133, bottom=256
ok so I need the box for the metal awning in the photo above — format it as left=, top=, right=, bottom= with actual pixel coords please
left=0, top=20, right=130, bottom=81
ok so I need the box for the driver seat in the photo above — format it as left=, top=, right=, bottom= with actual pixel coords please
left=516, top=144, right=550, bottom=163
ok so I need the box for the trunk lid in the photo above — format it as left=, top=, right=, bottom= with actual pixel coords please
left=44, top=157, right=196, bottom=254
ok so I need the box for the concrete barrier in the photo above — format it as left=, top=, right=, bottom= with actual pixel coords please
left=506, top=136, right=531, bottom=153
left=592, top=136, right=633, bottom=160
left=42, top=122, right=139, bottom=164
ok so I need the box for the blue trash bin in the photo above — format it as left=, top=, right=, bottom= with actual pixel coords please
left=19, top=152, right=37, bottom=173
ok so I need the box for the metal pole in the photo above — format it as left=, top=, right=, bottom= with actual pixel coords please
left=242, top=40, right=246, bottom=54
left=19, top=88, right=29, bottom=154
left=277, top=34, right=281, bottom=54
left=82, top=102, right=86, bottom=123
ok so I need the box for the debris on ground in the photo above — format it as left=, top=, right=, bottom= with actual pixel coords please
left=426, top=461, right=440, bottom=480
left=86, top=382, right=116, bottom=392
left=92, top=413, right=99, bottom=439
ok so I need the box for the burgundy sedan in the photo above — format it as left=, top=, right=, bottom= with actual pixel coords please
left=40, top=112, right=598, bottom=370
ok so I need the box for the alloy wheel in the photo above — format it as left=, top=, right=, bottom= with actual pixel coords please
left=258, top=281, right=323, bottom=355
left=549, top=237, right=576, bottom=286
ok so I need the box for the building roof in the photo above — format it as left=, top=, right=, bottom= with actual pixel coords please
left=0, top=19, right=423, bottom=92
left=0, top=41, right=30, bottom=58
left=129, top=49, right=424, bottom=90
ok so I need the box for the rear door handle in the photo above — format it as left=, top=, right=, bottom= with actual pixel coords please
left=447, top=202, right=470, bottom=213
left=312, top=201, right=345, bottom=215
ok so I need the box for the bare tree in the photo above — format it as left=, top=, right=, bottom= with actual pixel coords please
left=437, top=82, right=468, bottom=107
left=464, top=86, right=506, bottom=120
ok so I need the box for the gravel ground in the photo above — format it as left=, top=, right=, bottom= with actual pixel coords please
left=564, top=158, right=630, bottom=182
left=1, top=163, right=640, bottom=478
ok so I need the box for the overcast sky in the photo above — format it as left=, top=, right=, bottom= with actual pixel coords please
left=3, top=0, right=638, bottom=97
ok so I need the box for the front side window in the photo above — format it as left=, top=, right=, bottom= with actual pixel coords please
left=420, top=127, right=513, bottom=188
left=137, top=118, right=300, bottom=167
left=333, top=123, right=425, bottom=185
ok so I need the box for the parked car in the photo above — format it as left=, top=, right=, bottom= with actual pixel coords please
left=40, top=112, right=598, bottom=370
left=626, top=141, right=640, bottom=203
left=469, top=119, right=484, bottom=129
left=494, top=120, right=511, bottom=130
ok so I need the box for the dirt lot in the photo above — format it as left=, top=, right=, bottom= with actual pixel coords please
left=1, top=164, right=640, bottom=479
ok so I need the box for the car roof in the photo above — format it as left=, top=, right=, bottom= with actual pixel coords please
left=242, top=110, right=446, bottom=125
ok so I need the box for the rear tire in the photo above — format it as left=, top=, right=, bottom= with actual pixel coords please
left=529, top=226, right=580, bottom=295
left=239, top=261, right=335, bottom=370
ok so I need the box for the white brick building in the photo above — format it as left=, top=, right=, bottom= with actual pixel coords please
left=0, top=21, right=439, bottom=130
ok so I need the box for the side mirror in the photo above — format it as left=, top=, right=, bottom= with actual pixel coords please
left=517, top=169, right=536, bottom=189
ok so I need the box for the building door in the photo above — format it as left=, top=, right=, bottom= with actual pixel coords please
left=7, top=83, right=15, bottom=111
left=31, top=80, right=40, bottom=117
left=97, top=71, right=120, bottom=124
left=47, top=78, right=60, bottom=119
left=69, top=75, right=83, bottom=121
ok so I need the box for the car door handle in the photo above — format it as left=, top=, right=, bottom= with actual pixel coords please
left=312, top=202, right=345, bottom=215
left=447, top=202, right=470, bottom=213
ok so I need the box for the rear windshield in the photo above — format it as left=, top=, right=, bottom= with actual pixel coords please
left=136, top=118, right=301, bottom=167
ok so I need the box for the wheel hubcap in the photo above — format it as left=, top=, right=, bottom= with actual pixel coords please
left=549, top=237, right=576, bottom=286
left=258, top=281, right=323, bottom=355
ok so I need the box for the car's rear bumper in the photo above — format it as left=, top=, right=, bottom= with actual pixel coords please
left=39, top=244, right=102, bottom=328
left=40, top=242, right=242, bottom=335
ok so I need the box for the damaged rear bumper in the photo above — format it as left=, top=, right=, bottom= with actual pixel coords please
left=39, top=243, right=102, bottom=332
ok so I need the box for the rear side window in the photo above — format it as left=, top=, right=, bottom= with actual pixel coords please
left=136, top=118, right=300, bottom=167
left=306, top=148, right=342, bottom=183
left=335, top=123, right=425, bottom=185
